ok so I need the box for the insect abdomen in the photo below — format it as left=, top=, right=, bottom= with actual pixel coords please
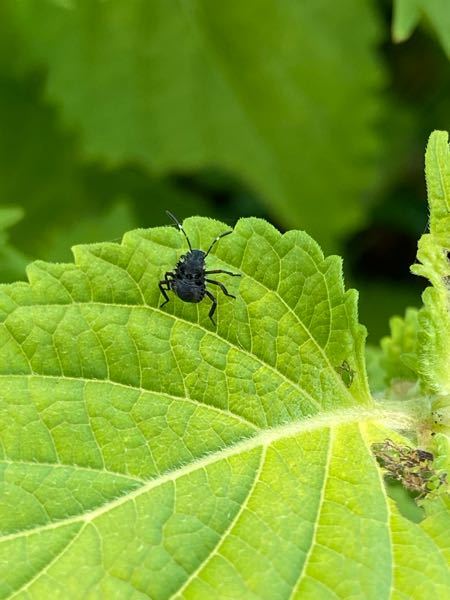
left=172, top=280, right=205, bottom=303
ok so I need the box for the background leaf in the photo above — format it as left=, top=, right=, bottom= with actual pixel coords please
left=0, top=207, right=29, bottom=282
left=3, top=0, right=385, bottom=250
left=0, top=217, right=448, bottom=597
left=0, top=67, right=212, bottom=268
left=393, top=0, right=450, bottom=57
left=392, top=0, right=421, bottom=42
left=379, top=307, right=419, bottom=385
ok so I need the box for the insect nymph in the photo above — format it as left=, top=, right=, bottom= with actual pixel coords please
left=159, top=211, right=241, bottom=325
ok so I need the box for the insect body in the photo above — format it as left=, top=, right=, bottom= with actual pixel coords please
left=159, top=211, right=240, bottom=325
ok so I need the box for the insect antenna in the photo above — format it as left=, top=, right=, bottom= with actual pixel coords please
left=166, top=210, right=192, bottom=251
left=205, top=230, right=232, bottom=257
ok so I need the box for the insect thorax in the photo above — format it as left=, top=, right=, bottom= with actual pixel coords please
left=168, top=249, right=207, bottom=303
left=176, top=250, right=206, bottom=276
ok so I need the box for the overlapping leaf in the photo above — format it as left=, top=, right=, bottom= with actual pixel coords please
left=0, top=216, right=449, bottom=598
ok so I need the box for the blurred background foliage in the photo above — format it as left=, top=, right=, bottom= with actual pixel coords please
left=0, top=0, right=448, bottom=343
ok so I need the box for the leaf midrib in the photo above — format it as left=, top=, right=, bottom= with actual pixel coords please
left=0, top=406, right=411, bottom=544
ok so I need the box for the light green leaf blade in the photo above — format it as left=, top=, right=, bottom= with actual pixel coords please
left=380, top=307, right=419, bottom=385
left=0, top=207, right=29, bottom=283
left=365, top=345, right=386, bottom=393
left=4, top=0, right=385, bottom=248
left=392, top=0, right=421, bottom=42
left=0, top=207, right=23, bottom=231
left=392, top=0, right=450, bottom=57
left=0, top=217, right=449, bottom=598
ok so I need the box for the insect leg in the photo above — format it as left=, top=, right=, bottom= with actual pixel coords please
left=205, top=290, right=217, bottom=325
left=159, top=281, right=171, bottom=307
left=206, top=278, right=236, bottom=299
left=159, top=272, right=174, bottom=307
left=205, top=269, right=241, bottom=277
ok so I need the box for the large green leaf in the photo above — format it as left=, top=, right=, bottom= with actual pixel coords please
left=0, top=216, right=449, bottom=598
left=4, top=0, right=385, bottom=249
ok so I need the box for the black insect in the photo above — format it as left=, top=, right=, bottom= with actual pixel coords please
left=159, top=211, right=240, bottom=325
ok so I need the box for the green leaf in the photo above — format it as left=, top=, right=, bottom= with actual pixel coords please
left=0, top=68, right=211, bottom=264
left=355, top=278, right=422, bottom=346
left=0, top=207, right=29, bottom=282
left=365, top=345, right=386, bottom=394
left=392, top=0, right=422, bottom=42
left=411, top=131, right=450, bottom=394
left=1, top=216, right=449, bottom=597
left=4, top=0, right=385, bottom=249
left=42, top=200, right=136, bottom=263
left=368, top=131, right=450, bottom=410
left=380, top=307, right=419, bottom=385
left=392, top=0, right=450, bottom=58
left=0, top=206, right=23, bottom=231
